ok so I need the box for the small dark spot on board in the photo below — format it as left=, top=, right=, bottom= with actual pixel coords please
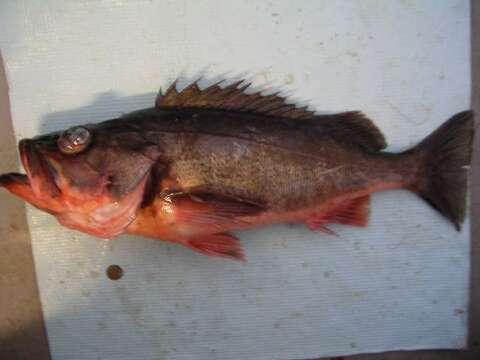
left=106, top=265, right=123, bottom=280
left=9, top=223, right=19, bottom=232
left=59, top=280, right=65, bottom=284
left=274, top=321, right=281, bottom=329
left=167, top=320, right=176, bottom=327
left=454, top=309, right=465, bottom=315
left=350, top=342, right=357, bottom=348
left=271, top=12, right=279, bottom=17
left=323, top=271, right=330, bottom=278
left=97, top=319, right=108, bottom=330
left=144, top=272, right=156, bottom=283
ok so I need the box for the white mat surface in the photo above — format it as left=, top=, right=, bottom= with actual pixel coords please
left=0, top=1, right=471, bottom=359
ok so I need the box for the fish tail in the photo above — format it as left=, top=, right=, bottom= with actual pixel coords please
left=407, top=110, right=474, bottom=230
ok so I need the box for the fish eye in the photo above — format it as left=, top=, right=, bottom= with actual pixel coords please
left=57, top=126, right=92, bottom=154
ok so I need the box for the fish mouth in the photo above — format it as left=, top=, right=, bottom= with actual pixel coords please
left=0, top=140, right=30, bottom=188
left=0, top=172, right=29, bottom=187
left=15, top=139, right=60, bottom=198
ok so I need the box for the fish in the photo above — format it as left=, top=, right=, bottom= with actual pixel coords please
left=0, top=79, right=474, bottom=261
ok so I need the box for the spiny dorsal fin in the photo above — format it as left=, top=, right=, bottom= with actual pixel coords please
left=155, top=79, right=387, bottom=151
left=155, top=79, right=315, bottom=120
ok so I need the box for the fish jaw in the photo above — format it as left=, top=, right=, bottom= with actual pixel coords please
left=0, top=169, right=150, bottom=238
left=19, top=139, right=60, bottom=200
left=0, top=172, right=35, bottom=204
left=0, top=139, right=64, bottom=212
left=55, top=173, right=150, bottom=238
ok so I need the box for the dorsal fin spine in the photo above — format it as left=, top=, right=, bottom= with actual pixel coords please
left=154, top=78, right=387, bottom=151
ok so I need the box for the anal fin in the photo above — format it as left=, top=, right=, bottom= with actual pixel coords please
left=307, top=195, right=370, bottom=234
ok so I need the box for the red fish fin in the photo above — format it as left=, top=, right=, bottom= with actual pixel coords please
left=167, top=192, right=264, bottom=227
left=307, top=223, right=338, bottom=236
left=307, top=195, right=370, bottom=231
left=186, top=233, right=245, bottom=261
left=330, top=195, right=370, bottom=226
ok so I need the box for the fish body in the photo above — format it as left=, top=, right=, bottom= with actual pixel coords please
left=0, top=79, right=474, bottom=260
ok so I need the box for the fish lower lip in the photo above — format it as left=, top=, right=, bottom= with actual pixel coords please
left=19, top=139, right=34, bottom=175
left=0, top=173, right=30, bottom=186
left=18, top=139, right=60, bottom=197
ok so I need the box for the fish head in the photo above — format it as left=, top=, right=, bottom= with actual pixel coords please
left=1, top=123, right=159, bottom=237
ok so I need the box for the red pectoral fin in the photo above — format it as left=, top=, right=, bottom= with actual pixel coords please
left=165, top=192, right=265, bottom=227
left=186, top=233, right=245, bottom=261
left=307, top=195, right=370, bottom=233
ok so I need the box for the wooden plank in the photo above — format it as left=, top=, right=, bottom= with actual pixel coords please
left=0, top=52, right=51, bottom=360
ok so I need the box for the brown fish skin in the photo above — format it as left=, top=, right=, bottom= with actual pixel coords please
left=124, top=107, right=472, bottom=259
left=121, top=110, right=414, bottom=255
left=0, top=80, right=474, bottom=261
left=118, top=108, right=410, bottom=209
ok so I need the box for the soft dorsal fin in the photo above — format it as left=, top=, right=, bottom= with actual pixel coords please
left=155, top=79, right=387, bottom=151
left=155, top=79, right=315, bottom=119
left=319, top=111, right=387, bottom=151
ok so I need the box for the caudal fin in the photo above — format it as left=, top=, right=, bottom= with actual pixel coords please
left=410, top=111, right=474, bottom=230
